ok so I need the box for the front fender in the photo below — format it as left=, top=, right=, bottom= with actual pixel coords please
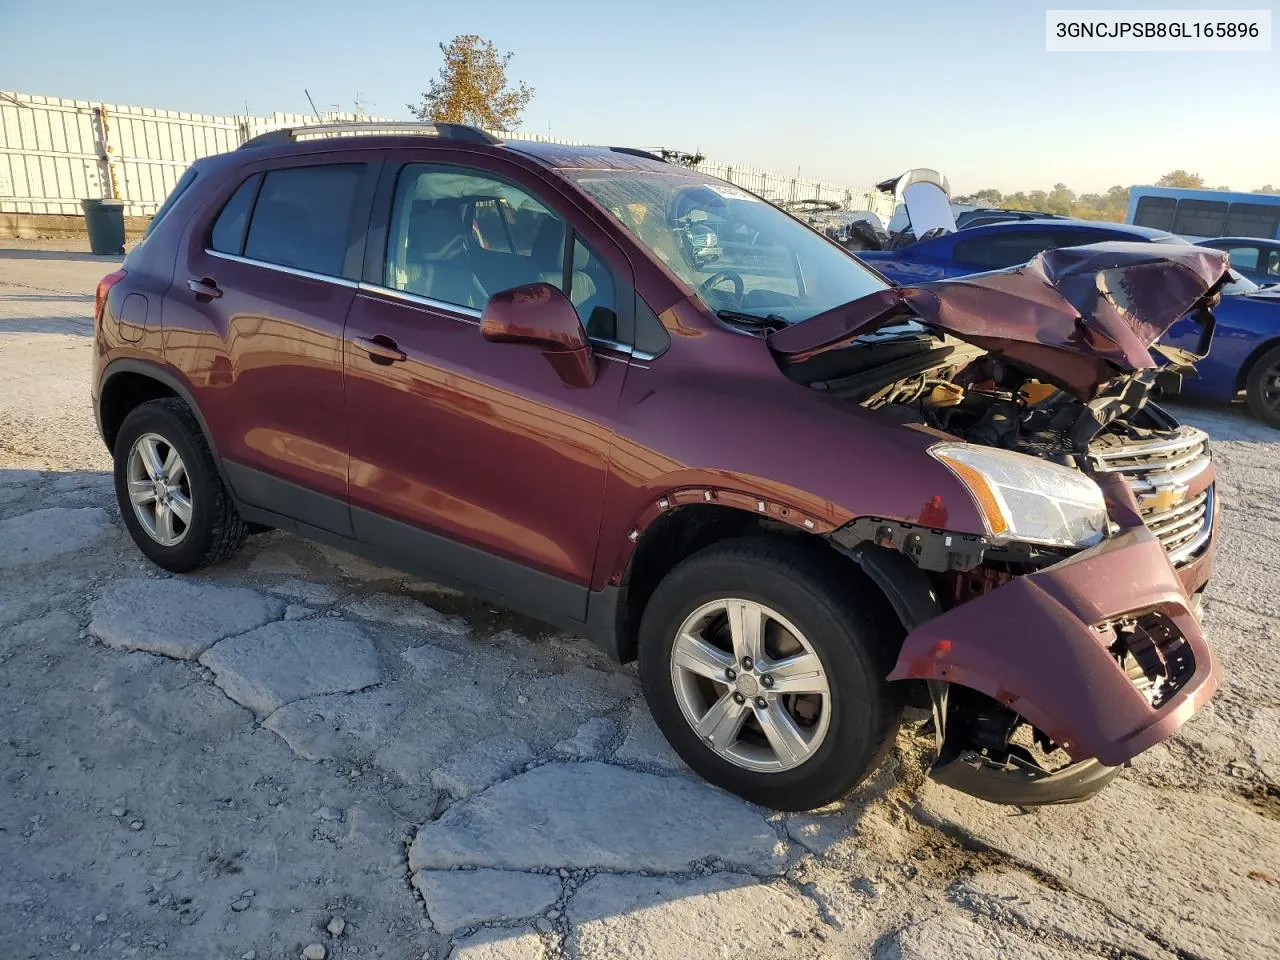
left=598, top=483, right=839, bottom=590
left=887, top=527, right=1219, bottom=765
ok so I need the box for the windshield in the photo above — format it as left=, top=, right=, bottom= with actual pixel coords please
left=566, top=170, right=889, bottom=323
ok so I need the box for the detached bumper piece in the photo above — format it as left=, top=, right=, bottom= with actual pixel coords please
left=931, top=752, right=1119, bottom=807
left=889, top=527, right=1220, bottom=804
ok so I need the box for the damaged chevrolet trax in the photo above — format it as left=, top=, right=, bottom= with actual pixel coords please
left=93, top=124, right=1224, bottom=811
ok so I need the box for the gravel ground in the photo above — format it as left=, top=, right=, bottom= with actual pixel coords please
left=2, top=241, right=1277, bottom=960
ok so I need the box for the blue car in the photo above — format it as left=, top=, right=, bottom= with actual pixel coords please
left=1195, top=237, right=1280, bottom=287
left=858, top=219, right=1280, bottom=426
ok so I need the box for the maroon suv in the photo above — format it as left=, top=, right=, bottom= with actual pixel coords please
left=93, top=122, right=1224, bottom=811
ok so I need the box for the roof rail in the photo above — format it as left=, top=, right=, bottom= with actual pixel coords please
left=239, top=122, right=501, bottom=150
left=609, top=146, right=668, bottom=163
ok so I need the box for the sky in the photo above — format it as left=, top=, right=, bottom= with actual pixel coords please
left=2, top=0, right=1276, bottom=196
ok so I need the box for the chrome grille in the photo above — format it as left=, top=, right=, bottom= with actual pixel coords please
left=1090, top=426, right=1213, bottom=566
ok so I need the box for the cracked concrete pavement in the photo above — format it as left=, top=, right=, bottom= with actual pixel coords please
left=2, top=241, right=1278, bottom=960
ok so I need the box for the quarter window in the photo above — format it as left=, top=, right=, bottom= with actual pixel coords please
left=634, top=295, right=671, bottom=357
left=242, top=163, right=364, bottom=276
left=143, top=167, right=198, bottom=239
left=210, top=174, right=262, bottom=255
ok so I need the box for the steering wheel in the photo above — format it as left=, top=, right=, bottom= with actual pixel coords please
left=698, top=270, right=744, bottom=301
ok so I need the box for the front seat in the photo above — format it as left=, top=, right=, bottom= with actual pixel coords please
left=403, top=202, right=489, bottom=309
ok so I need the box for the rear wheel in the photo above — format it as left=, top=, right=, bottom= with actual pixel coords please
left=1245, top=344, right=1280, bottom=429
left=637, top=537, right=902, bottom=810
left=113, top=398, right=247, bottom=572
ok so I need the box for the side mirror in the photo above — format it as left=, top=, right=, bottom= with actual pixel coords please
left=480, top=282, right=597, bottom=388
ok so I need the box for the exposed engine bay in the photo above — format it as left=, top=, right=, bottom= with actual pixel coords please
left=789, top=321, right=1185, bottom=469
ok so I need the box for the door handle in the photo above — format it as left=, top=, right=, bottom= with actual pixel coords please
left=187, top=277, right=222, bottom=300
left=354, top=335, right=407, bottom=364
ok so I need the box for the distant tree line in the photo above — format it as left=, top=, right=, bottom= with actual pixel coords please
left=956, top=171, right=1279, bottom=224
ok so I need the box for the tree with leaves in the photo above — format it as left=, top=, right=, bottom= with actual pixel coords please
left=408, top=34, right=534, bottom=130
left=958, top=184, right=1131, bottom=223
left=967, top=188, right=1004, bottom=205
left=1156, top=170, right=1205, bottom=188
left=1045, top=182, right=1076, bottom=215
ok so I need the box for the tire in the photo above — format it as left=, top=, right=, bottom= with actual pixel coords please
left=637, top=536, right=902, bottom=811
left=1245, top=343, right=1280, bottom=429
left=112, top=398, right=248, bottom=572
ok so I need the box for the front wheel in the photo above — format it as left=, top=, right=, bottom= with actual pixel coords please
left=1245, top=343, right=1280, bottom=429
left=637, top=537, right=902, bottom=810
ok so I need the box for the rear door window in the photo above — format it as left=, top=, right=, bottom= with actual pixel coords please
left=243, top=163, right=365, bottom=277
left=210, top=174, right=262, bottom=255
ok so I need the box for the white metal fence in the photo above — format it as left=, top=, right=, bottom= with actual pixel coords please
left=0, top=90, right=895, bottom=221
left=0, top=91, right=377, bottom=216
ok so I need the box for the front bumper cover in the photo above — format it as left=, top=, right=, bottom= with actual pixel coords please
left=887, top=526, right=1219, bottom=799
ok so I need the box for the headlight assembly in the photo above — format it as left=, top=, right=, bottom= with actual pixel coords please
left=930, top=442, right=1108, bottom=549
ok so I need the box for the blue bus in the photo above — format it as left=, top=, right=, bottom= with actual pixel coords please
left=1126, top=185, right=1280, bottom=241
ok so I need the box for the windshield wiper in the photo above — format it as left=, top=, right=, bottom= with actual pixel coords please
left=717, top=310, right=789, bottom=332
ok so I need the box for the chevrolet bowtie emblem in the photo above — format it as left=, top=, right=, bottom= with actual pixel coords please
left=1147, top=486, right=1187, bottom=513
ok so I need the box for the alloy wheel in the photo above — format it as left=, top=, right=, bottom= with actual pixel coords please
left=126, top=432, right=193, bottom=547
left=669, top=598, right=831, bottom=773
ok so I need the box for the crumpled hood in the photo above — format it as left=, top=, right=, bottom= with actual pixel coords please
left=770, top=242, right=1229, bottom=396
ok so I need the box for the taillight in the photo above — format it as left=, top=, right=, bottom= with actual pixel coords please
left=95, top=269, right=128, bottom=321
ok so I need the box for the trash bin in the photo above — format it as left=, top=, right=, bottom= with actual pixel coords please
left=81, top=198, right=126, bottom=255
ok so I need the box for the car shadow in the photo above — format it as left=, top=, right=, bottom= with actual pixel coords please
left=0, top=316, right=93, bottom=336
left=0, top=247, right=124, bottom=262
left=0, top=467, right=48, bottom=489
left=0, top=468, right=114, bottom=520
